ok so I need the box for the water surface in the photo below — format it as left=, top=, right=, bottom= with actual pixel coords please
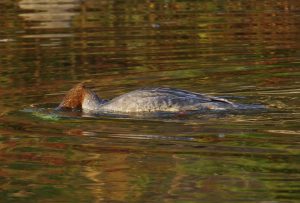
left=0, top=0, right=299, bottom=202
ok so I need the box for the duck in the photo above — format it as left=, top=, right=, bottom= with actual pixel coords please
left=56, top=83, right=263, bottom=114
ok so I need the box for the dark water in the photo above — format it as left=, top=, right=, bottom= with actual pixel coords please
left=0, top=0, right=300, bottom=202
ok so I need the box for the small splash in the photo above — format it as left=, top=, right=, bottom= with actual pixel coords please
left=32, top=112, right=60, bottom=121
left=21, top=103, right=61, bottom=121
left=21, top=103, right=82, bottom=121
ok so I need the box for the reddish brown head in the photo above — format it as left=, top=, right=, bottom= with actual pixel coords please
left=56, top=83, right=88, bottom=110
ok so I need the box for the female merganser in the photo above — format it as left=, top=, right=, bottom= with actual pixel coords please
left=56, top=83, right=261, bottom=114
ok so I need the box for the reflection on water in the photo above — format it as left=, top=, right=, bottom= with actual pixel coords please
left=19, top=0, right=80, bottom=29
left=0, top=0, right=300, bottom=202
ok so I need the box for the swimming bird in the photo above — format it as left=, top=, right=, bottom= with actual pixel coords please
left=56, top=83, right=263, bottom=114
